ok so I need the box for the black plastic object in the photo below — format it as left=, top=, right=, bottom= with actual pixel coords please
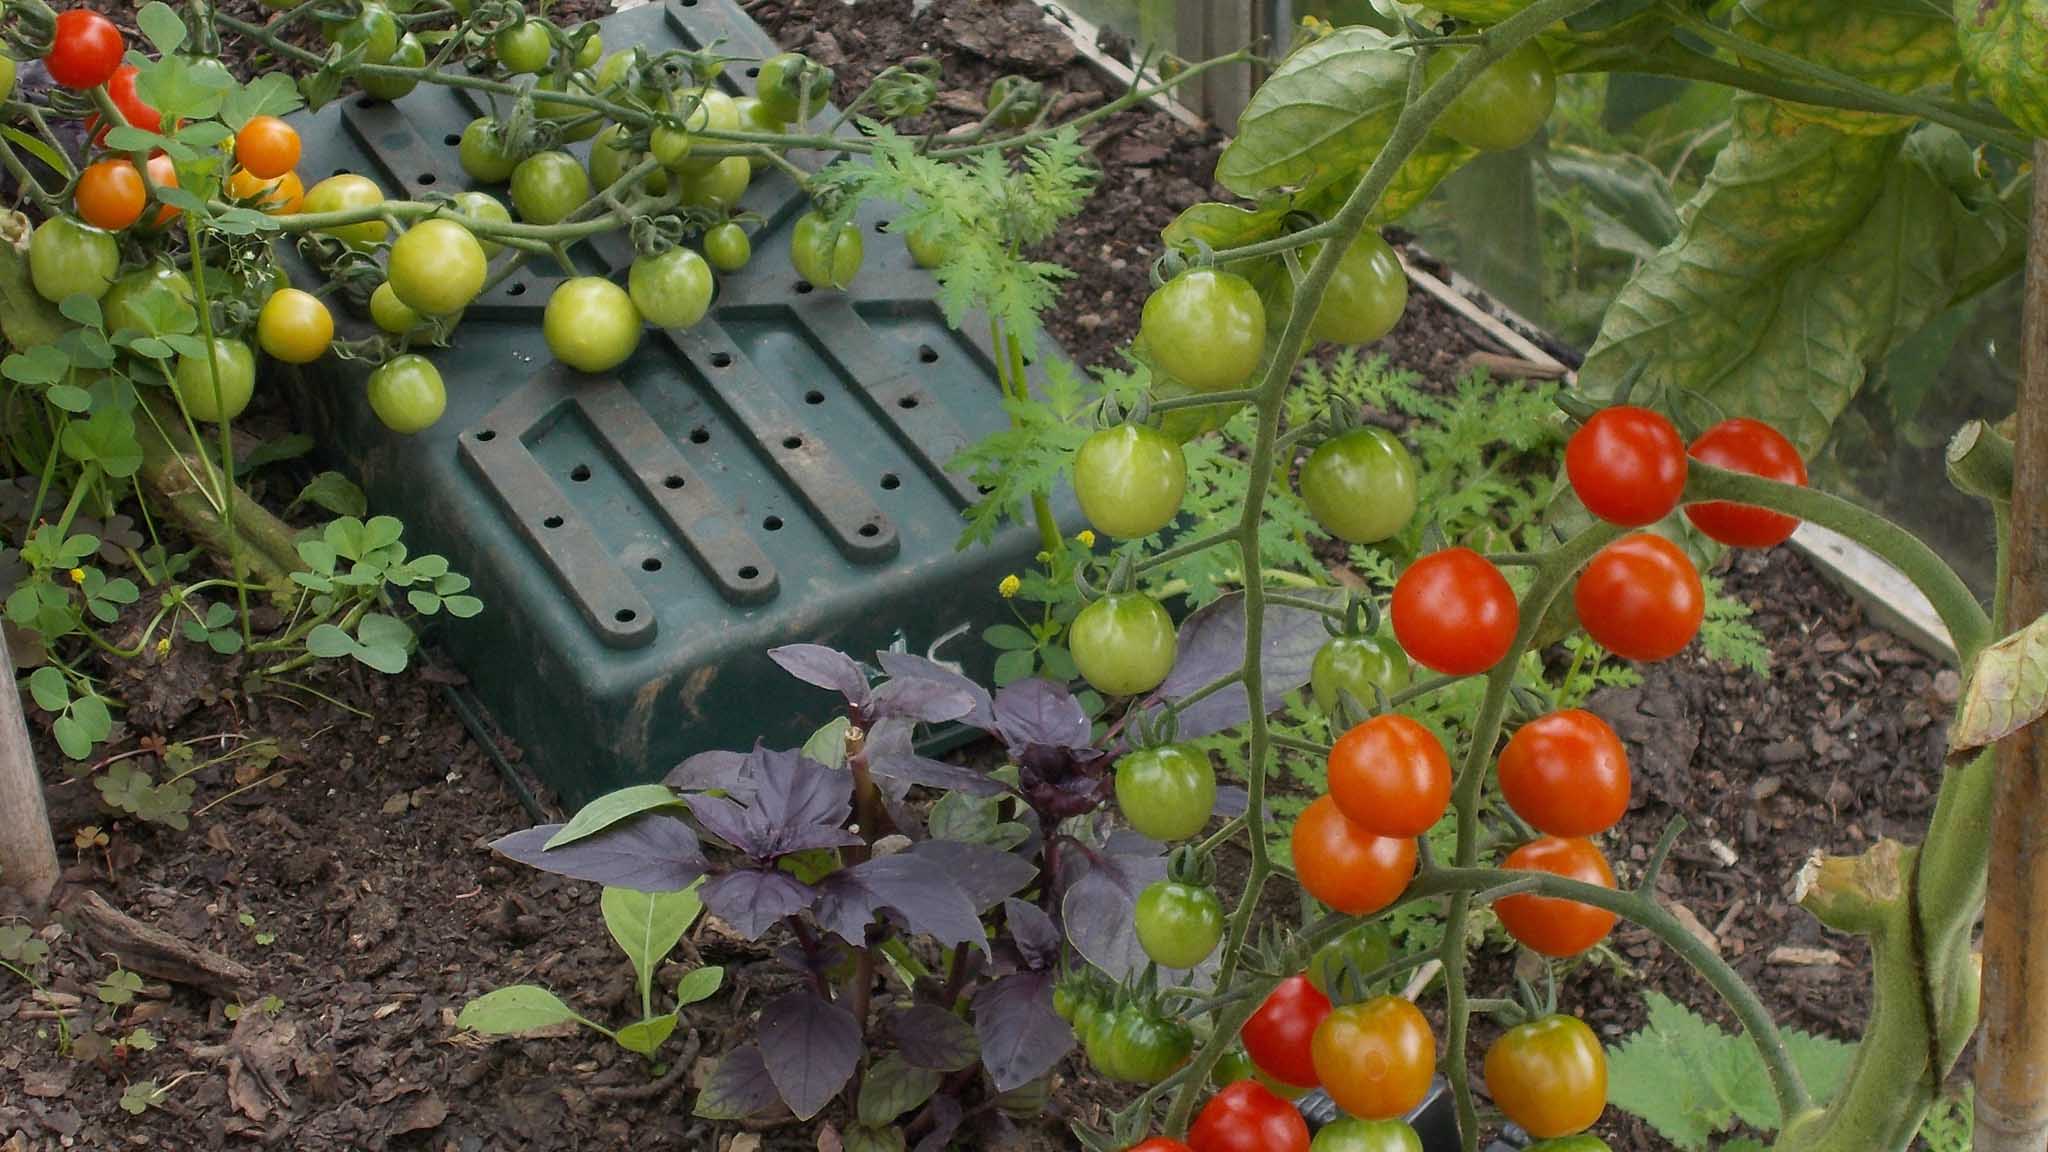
left=281, top=0, right=1070, bottom=805
left=1297, top=1077, right=1462, bottom=1149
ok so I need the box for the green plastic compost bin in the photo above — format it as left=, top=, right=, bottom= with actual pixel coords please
left=281, top=0, right=1071, bottom=805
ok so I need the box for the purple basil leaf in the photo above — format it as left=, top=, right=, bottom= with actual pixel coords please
left=877, top=651, right=995, bottom=729
left=867, top=718, right=1011, bottom=798
left=870, top=676, right=976, bottom=725
left=491, top=815, right=706, bottom=892
left=769, top=643, right=872, bottom=706
left=693, top=1044, right=785, bottom=1121
left=682, top=793, right=761, bottom=854
left=753, top=745, right=857, bottom=842
left=992, top=679, right=1091, bottom=752
left=913, top=1093, right=965, bottom=1152
left=906, top=839, right=1037, bottom=912
left=1063, top=852, right=1215, bottom=984
left=1214, top=784, right=1249, bottom=818
left=972, top=970, right=1072, bottom=1092
left=664, top=749, right=755, bottom=799
left=1151, top=590, right=1335, bottom=739
left=757, top=990, right=863, bottom=1121
left=886, top=1005, right=981, bottom=1072
left=701, top=868, right=817, bottom=939
left=814, top=854, right=987, bottom=954
left=1003, top=899, right=1060, bottom=970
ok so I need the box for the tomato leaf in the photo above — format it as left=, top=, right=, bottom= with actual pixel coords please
left=757, top=991, right=862, bottom=1121
left=1217, top=27, right=1413, bottom=198
left=1950, top=610, right=2048, bottom=757
left=1960, top=0, right=2048, bottom=136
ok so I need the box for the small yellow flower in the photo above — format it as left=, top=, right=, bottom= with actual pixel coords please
left=1075, top=530, right=1096, bottom=549
left=998, top=574, right=1022, bottom=599
left=155, top=637, right=171, bottom=656
left=68, top=567, right=86, bottom=585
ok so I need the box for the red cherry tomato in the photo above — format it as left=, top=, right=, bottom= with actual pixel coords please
left=1566, top=405, right=1687, bottom=527
left=1574, top=533, right=1703, bottom=663
left=1497, top=709, right=1630, bottom=838
left=1390, top=547, right=1519, bottom=676
left=1127, top=1141, right=1195, bottom=1152
left=1494, top=836, right=1618, bottom=957
left=1685, top=417, right=1808, bottom=548
left=86, top=65, right=167, bottom=144
left=1189, top=1080, right=1310, bottom=1152
left=1240, top=974, right=1331, bottom=1089
left=145, top=153, right=180, bottom=227
left=1291, top=795, right=1415, bottom=916
left=46, top=10, right=124, bottom=90
left=1328, top=714, right=1451, bottom=838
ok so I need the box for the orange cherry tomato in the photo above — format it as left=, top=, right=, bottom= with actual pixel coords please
left=1484, top=1015, right=1608, bottom=1139
left=145, top=153, right=180, bottom=227
left=229, top=167, right=305, bottom=215
left=74, top=158, right=146, bottom=230
left=235, top=115, right=302, bottom=180
left=1310, top=996, right=1435, bottom=1120
left=1291, top=795, right=1415, bottom=916
left=1493, top=836, right=1618, bottom=957
left=1328, top=713, right=1452, bottom=839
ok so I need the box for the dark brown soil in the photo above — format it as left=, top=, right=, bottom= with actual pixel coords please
left=0, top=2, right=1961, bottom=1152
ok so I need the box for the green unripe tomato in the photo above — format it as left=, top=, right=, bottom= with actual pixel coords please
left=572, top=25, right=603, bottom=70
left=302, top=173, right=389, bottom=249
left=588, top=124, right=670, bottom=197
left=328, top=2, right=400, bottom=62
left=1134, top=880, right=1224, bottom=970
left=494, top=20, right=553, bottom=75
left=543, top=276, right=642, bottom=374
left=450, top=191, right=512, bottom=257
left=101, top=264, right=193, bottom=334
left=1114, top=744, right=1215, bottom=842
left=755, top=52, right=832, bottom=123
left=1311, top=1118, right=1424, bottom=1152
left=733, top=96, right=783, bottom=170
left=533, top=73, right=602, bottom=141
left=1298, top=426, right=1417, bottom=544
left=1306, top=921, right=1394, bottom=996
left=1310, top=633, right=1412, bottom=717
left=30, top=216, right=120, bottom=303
left=366, top=353, right=447, bottom=434
left=702, top=222, right=751, bottom=272
left=360, top=32, right=424, bottom=101
left=628, top=247, right=715, bottom=330
left=1212, top=1045, right=1258, bottom=1087
left=680, top=155, right=750, bottom=211
left=902, top=223, right=946, bottom=269
left=458, top=118, right=523, bottom=184
left=1070, top=592, right=1176, bottom=698
left=369, top=282, right=423, bottom=336
left=1072, top=423, right=1186, bottom=540
left=1140, top=269, right=1266, bottom=393
left=1431, top=39, right=1557, bottom=152
left=1096, top=1006, right=1192, bottom=1084
left=387, top=219, right=487, bottom=317
left=509, top=151, right=591, bottom=226
left=790, top=212, right=863, bottom=290
left=657, top=88, right=740, bottom=174
left=173, top=338, right=257, bottom=423
left=1310, top=232, right=1409, bottom=346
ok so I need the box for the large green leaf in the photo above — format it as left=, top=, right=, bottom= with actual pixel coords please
left=457, top=986, right=585, bottom=1035
left=1958, top=0, right=2048, bottom=137
left=1217, top=27, right=1414, bottom=198
left=1732, top=0, right=1959, bottom=134
left=1578, top=103, right=2023, bottom=456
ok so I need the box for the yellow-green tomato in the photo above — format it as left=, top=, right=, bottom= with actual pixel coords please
left=458, top=117, right=522, bottom=184
left=101, top=263, right=194, bottom=333
left=0, top=55, right=17, bottom=101
left=733, top=95, right=783, bottom=170
left=1432, top=39, right=1557, bottom=152
left=680, top=155, right=750, bottom=211
left=1072, top=423, right=1186, bottom=540
left=790, top=212, right=863, bottom=290
left=450, top=191, right=512, bottom=257
left=902, top=223, right=946, bottom=270
left=369, top=282, right=423, bottom=335
left=256, top=288, right=334, bottom=365
left=360, top=32, right=424, bottom=101
left=588, top=124, right=669, bottom=196
left=509, top=151, right=590, bottom=226
left=1310, top=633, right=1411, bottom=717
left=387, top=219, right=487, bottom=317
left=1139, top=269, right=1265, bottom=393
left=544, top=276, right=642, bottom=373
left=1310, top=232, right=1409, bottom=346
left=29, top=216, right=120, bottom=302
left=1134, top=880, right=1224, bottom=970
left=173, top=338, right=257, bottom=423
left=1114, top=744, right=1215, bottom=842
left=654, top=88, right=740, bottom=173
left=1311, top=1118, right=1424, bottom=1152
left=1070, top=591, right=1176, bottom=698
left=628, top=248, right=714, bottom=330
left=366, top=353, right=447, bottom=434
left=702, top=222, right=751, bottom=272
left=1298, top=426, right=1417, bottom=544
left=302, top=173, right=389, bottom=249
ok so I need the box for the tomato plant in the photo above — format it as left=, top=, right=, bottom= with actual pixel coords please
left=1484, top=1015, right=1607, bottom=1139
left=1140, top=269, right=1266, bottom=394
left=1685, top=418, right=1809, bottom=548
left=1074, top=423, right=1188, bottom=540
left=1328, top=714, right=1451, bottom=839
left=1565, top=405, right=1687, bottom=528
left=1115, top=743, right=1216, bottom=842
left=1189, top=1080, right=1310, bottom=1152
left=104, top=65, right=167, bottom=136
left=173, top=338, right=258, bottom=424
left=1494, top=837, right=1618, bottom=958
left=1311, top=997, right=1435, bottom=1121
left=756, top=52, right=830, bottom=123
left=1390, top=547, right=1518, bottom=675
left=1574, top=533, right=1704, bottom=663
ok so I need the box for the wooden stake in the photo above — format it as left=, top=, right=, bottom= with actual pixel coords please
left=0, top=625, right=59, bottom=909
